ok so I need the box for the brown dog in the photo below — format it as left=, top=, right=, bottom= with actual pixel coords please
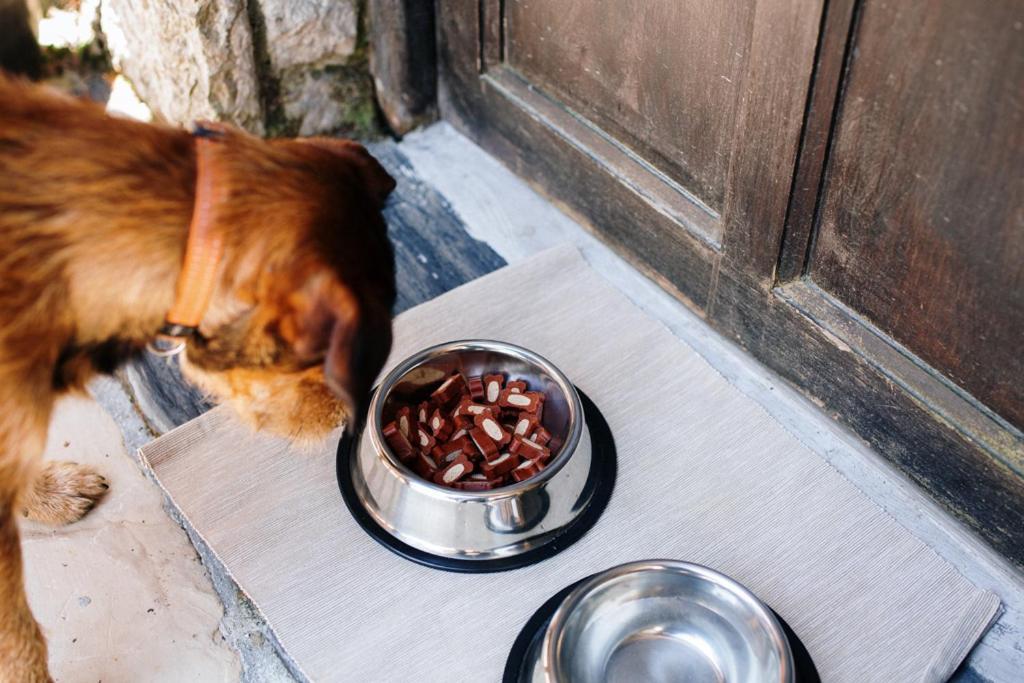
left=0, top=76, right=396, bottom=681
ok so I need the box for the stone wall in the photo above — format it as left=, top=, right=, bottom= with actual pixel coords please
left=100, top=0, right=379, bottom=138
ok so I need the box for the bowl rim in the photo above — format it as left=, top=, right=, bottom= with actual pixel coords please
left=367, top=339, right=585, bottom=500
left=542, top=559, right=795, bottom=681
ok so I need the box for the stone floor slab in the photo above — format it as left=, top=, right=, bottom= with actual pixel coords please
left=21, top=394, right=240, bottom=682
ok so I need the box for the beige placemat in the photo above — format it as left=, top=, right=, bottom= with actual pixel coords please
left=141, top=246, right=999, bottom=682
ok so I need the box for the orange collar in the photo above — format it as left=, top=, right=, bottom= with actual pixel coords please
left=150, top=127, right=228, bottom=354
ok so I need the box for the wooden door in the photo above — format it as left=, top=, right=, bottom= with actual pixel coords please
left=436, top=0, right=1024, bottom=567
left=438, top=0, right=823, bottom=308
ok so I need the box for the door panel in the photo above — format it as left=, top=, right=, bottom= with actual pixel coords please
left=506, top=0, right=753, bottom=213
left=812, top=0, right=1024, bottom=428
left=439, top=0, right=822, bottom=282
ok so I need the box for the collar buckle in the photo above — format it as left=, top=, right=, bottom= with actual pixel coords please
left=146, top=335, right=187, bottom=358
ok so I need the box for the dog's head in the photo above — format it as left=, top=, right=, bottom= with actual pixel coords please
left=179, top=132, right=396, bottom=443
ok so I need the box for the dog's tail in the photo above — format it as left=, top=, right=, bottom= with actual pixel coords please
left=0, top=0, right=43, bottom=80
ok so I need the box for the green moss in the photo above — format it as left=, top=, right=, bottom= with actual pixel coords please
left=346, top=92, right=378, bottom=135
left=354, top=0, right=370, bottom=58
left=247, top=0, right=291, bottom=137
left=262, top=110, right=300, bottom=139
left=251, top=0, right=387, bottom=139
left=320, top=60, right=384, bottom=138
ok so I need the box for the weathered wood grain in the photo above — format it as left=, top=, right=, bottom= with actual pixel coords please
left=780, top=281, right=1023, bottom=473
left=120, top=357, right=212, bottom=436
left=776, top=0, right=859, bottom=281
left=714, top=0, right=824, bottom=278
left=437, top=0, right=826, bottom=302
left=437, top=4, right=721, bottom=309
left=368, top=0, right=438, bottom=136
left=505, top=0, right=753, bottom=214
left=366, top=141, right=507, bottom=312
left=714, top=264, right=1024, bottom=567
left=450, top=69, right=719, bottom=310
left=123, top=141, right=506, bottom=433
left=811, top=0, right=1024, bottom=430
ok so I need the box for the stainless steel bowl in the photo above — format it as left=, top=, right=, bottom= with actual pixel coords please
left=349, top=340, right=593, bottom=560
left=525, top=561, right=794, bottom=683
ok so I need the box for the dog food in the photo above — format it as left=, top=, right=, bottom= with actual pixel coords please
left=530, top=426, right=552, bottom=447
left=396, top=406, right=413, bottom=439
left=431, top=373, right=467, bottom=407
left=507, top=379, right=528, bottom=394
left=513, top=413, right=538, bottom=438
left=467, top=375, right=485, bottom=401
left=414, top=423, right=436, bottom=454
left=434, top=454, right=474, bottom=485
left=468, top=426, right=500, bottom=461
left=454, top=473, right=504, bottom=491
left=499, top=388, right=542, bottom=412
left=381, top=371, right=556, bottom=489
left=480, top=451, right=520, bottom=478
left=382, top=421, right=415, bottom=461
left=483, top=374, right=504, bottom=403
left=429, top=408, right=454, bottom=441
left=510, top=434, right=551, bottom=463
left=510, top=458, right=544, bottom=482
left=474, top=412, right=511, bottom=447
left=412, top=451, right=438, bottom=479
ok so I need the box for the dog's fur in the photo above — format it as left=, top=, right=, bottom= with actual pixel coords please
left=0, top=76, right=396, bottom=680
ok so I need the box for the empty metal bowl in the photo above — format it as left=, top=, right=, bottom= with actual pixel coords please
left=526, top=560, right=794, bottom=683
left=349, top=340, right=593, bottom=560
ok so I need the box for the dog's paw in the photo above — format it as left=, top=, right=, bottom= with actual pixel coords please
left=22, top=461, right=109, bottom=525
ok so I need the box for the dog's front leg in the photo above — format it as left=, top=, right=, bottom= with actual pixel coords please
left=0, top=399, right=53, bottom=682
left=0, top=503, right=49, bottom=682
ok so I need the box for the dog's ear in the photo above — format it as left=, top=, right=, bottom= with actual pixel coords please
left=277, top=266, right=391, bottom=428
left=295, top=138, right=396, bottom=209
